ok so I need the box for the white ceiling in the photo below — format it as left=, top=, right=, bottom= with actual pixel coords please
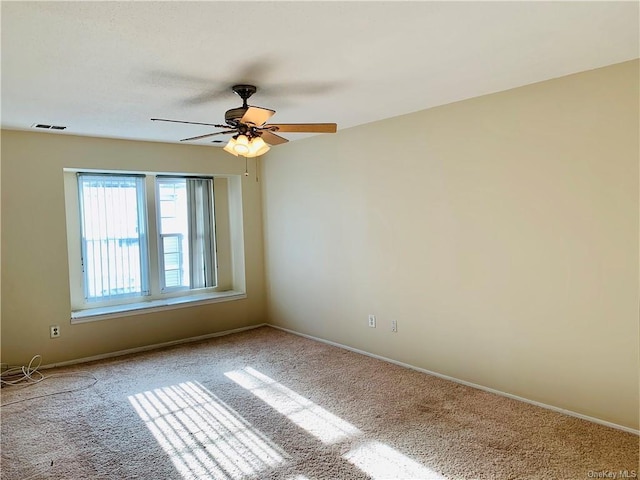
left=2, top=1, right=638, bottom=148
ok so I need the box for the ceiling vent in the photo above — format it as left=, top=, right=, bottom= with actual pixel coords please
left=31, top=123, right=67, bottom=130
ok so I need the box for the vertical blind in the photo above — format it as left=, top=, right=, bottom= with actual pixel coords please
left=187, top=177, right=216, bottom=289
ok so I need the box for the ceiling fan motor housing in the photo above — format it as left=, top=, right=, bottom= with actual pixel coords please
left=225, top=107, right=249, bottom=125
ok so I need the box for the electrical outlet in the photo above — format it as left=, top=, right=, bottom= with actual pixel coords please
left=50, top=325, right=60, bottom=338
left=391, top=320, right=398, bottom=333
left=368, top=314, right=376, bottom=328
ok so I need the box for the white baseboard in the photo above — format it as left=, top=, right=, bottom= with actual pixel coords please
left=38, top=321, right=638, bottom=435
left=268, top=324, right=640, bottom=436
left=42, top=323, right=268, bottom=369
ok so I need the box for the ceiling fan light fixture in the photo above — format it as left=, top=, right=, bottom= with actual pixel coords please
left=247, top=136, right=270, bottom=157
left=225, top=135, right=270, bottom=158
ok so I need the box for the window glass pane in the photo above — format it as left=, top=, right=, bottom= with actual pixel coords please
left=162, top=234, right=184, bottom=288
left=78, top=174, right=148, bottom=301
left=158, top=179, right=190, bottom=289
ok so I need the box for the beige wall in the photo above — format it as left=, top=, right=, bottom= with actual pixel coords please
left=2, top=60, right=637, bottom=430
left=261, top=60, right=639, bottom=430
left=1, top=131, right=266, bottom=365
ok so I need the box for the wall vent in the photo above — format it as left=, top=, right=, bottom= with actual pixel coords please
left=31, top=123, right=67, bottom=130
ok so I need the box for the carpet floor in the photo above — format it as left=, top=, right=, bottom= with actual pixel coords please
left=1, top=326, right=637, bottom=479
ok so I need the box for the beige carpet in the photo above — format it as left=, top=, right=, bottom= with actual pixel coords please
left=1, top=326, right=637, bottom=479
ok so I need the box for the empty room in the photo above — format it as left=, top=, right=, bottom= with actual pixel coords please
left=1, top=2, right=638, bottom=479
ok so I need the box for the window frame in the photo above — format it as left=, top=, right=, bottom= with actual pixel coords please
left=64, top=168, right=245, bottom=322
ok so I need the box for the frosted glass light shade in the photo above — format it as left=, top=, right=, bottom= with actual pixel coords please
left=233, top=135, right=250, bottom=155
left=246, top=137, right=270, bottom=157
left=224, top=135, right=270, bottom=158
left=223, top=138, right=239, bottom=156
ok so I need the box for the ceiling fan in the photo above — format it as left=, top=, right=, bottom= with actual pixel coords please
left=151, top=84, right=337, bottom=158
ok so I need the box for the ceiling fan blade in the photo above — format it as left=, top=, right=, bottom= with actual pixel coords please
left=266, top=123, right=337, bottom=134
left=241, top=106, right=275, bottom=127
left=180, top=130, right=237, bottom=142
left=261, top=131, right=289, bottom=146
left=151, top=118, right=229, bottom=128
left=149, top=59, right=276, bottom=106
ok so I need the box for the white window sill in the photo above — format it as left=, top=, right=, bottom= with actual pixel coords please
left=71, top=291, right=247, bottom=324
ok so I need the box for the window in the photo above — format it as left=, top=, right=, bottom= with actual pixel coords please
left=65, top=170, right=245, bottom=321
left=156, top=177, right=216, bottom=291
left=78, top=174, right=149, bottom=302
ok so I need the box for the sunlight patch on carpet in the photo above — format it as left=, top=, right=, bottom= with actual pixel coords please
left=344, top=441, right=448, bottom=479
left=225, top=367, right=362, bottom=444
left=128, top=381, right=286, bottom=480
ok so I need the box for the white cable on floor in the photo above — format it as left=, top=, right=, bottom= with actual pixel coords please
left=1, top=354, right=45, bottom=385
left=0, top=354, right=98, bottom=407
